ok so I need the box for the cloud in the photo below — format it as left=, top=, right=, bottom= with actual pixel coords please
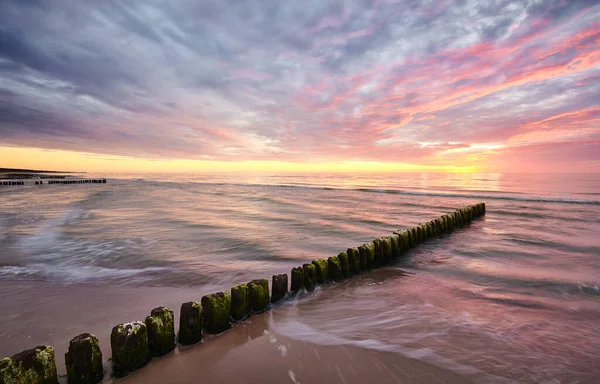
left=0, top=0, right=599, bottom=171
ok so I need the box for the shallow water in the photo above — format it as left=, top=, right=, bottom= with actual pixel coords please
left=1, top=172, right=599, bottom=383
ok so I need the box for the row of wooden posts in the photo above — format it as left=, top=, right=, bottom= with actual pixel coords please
left=1, top=179, right=107, bottom=186
left=0, top=203, right=486, bottom=384
left=46, top=180, right=107, bottom=184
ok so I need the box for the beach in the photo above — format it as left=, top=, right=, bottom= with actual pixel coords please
left=1, top=172, right=599, bottom=383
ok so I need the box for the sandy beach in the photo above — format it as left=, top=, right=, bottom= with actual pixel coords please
left=0, top=280, right=470, bottom=384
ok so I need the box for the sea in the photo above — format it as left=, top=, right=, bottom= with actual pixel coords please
left=0, top=172, right=599, bottom=383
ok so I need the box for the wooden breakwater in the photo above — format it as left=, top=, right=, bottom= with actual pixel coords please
left=1, top=179, right=107, bottom=186
left=47, top=180, right=106, bottom=185
left=0, top=203, right=486, bottom=384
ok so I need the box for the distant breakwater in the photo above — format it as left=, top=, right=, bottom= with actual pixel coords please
left=0, top=203, right=485, bottom=384
left=1, top=179, right=107, bottom=186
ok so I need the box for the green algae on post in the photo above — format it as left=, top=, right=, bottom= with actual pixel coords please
left=358, top=243, right=375, bottom=269
left=372, top=238, right=382, bottom=266
left=271, top=274, right=288, bottom=304
left=178, top=301, right=203, bottom=345
left=110, top=322, right=149, bottom=377
left=327, top=256, right=342, bottom=281
left=397, top=229, right=410, bottom=251
left=382, top=236, right=393, bottom=262
left=248, top=279, right=270, bottom=313
left=0, top=346, right=59, bottom=384
left=201, top=291, right=232, bottom=334
left=409, top=227, right=418, bottom=246
left=230, top=284, right=250, bottom=322
left=390, top=234, right=400, bottom=258
left=65, top=333, right=103, bottom=384
left=337, top=251, right=350, bottom=277
left=290, top=267, right=304, bottom=293
left=312, top=259, right=329, bottom=284
left=302, top=263, right=316, bottom=291
left=419, top=224, right=428, bottom=242
left=346, top=247, right=361, bottom=274
left=145, top=307, right=175, bottom=357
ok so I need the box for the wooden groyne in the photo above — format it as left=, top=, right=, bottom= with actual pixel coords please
left=1, top=179, right=107, bottom=186
left=0, top=203, right=486, bottom=383
left=47, top=179, right=107, bottom=185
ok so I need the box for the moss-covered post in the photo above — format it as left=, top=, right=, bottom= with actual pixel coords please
left=403, top=229, right=412, bottom=251
left=420, top=224, right=428, bottom=241
left=248, top=279, right=270, bottom=313
left=0, top=346, right=59, bottom=384
left=231, top=284, right=250, bottom=321
left=144, top=307, right=175, bottom=357
left=110, top=322, right=149, bottom=377
left=399, top=229, right=410, bottom=251
left=271, top=274, right=288, bottom=304
left=390, top=234, right=400, bottom=258
left=65, top=334, right=103, bottom=384
left=359, top=243, right=375, bottom=269
left=312, top=259, right=329, bottom=284
left=373, top=238, right=382, bottom=266
left=410, top=227, right=419, bottom=246
left=303, top=263, right=316, bottom=291
left=338, top=252, right=350, bottom=277
left=178, top=302, right=203, bottom=345
left=346, top=247, right=360, bottom=274
left=426, top=222, right=434, bottom=238
left=201, top=292, right=231, bottom=334
left=434, top=218, right=442, bottom=236
left=327, top=256, right=342, bottom=281
left=382, top=236, right=393, bottom=262
left=466, top=207, right=473, bottom=222
left=290, top=267, right=304, bottom=293
left=455, top=210, right=464, bottom=226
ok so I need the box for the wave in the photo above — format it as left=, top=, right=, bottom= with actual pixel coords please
left=0, top=263, right=171, bottom=284
left=268, top=312, right=512, bottom=383
left=123, top=178, right=600, bottom=206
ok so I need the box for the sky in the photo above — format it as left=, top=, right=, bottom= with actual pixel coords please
left=0, top=0, right=599, bottom=174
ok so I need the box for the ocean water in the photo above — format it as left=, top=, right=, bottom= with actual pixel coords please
left=0, top=172, right=599, bottom=383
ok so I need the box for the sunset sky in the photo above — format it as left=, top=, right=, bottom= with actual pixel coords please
left=0, top=0, right=599, bottom=173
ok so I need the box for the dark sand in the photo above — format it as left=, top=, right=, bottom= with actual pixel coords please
left=0, top=281, right=471, bottom=384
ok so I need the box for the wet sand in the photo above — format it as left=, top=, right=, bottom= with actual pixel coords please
left=117, top=314, right=471, bottom=384
left=0, top=280, right=470, bottom=384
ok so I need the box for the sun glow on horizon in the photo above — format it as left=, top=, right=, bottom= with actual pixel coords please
left=0, top=146, right=478, bottom=174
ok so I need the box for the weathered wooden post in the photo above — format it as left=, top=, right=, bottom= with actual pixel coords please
left=312, top=259, right=329, bottom=284
left=0, top=346, right=59, bottom=384
left=290, top=267, right=304, bottom=293
left=248, top=279, right=270, bottom=313
left=337, top=251, right=350, bottom=277
left=178, top=302, right=202, bottom=345
left=201, top=292, right=231, bottom=334
left=346, top=247, right=360, bottom=274
left=302, top=263, right=316, bottom=291
left=327, top=256, right=342, bottom=281
left=110, top=322, right=149, bottom=377
left=271, top=274, right=288, bottom=303
left=145, top=307, right=175, bottom=356
left=65, top=333, right=103, bottom=384
left=231, top=284, right=250, bottom=322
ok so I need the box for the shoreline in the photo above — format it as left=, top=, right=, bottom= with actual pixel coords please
left=0, top=279, right=473, bottom=384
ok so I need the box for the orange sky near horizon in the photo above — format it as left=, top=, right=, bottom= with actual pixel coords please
left=1, top=146, right=479, bottom=174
